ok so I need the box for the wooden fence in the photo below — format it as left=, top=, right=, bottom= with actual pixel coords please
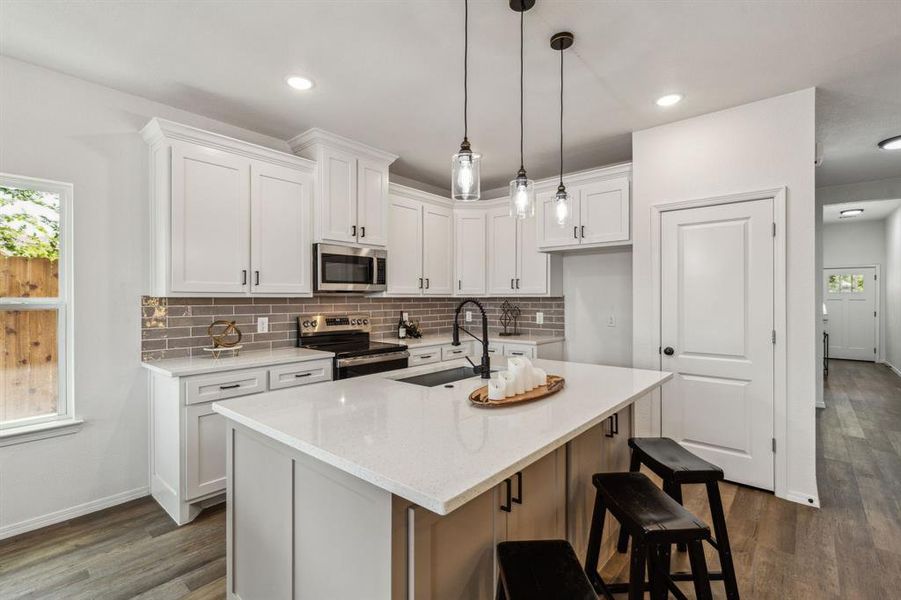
left=0, top=256, right=59, bottom=423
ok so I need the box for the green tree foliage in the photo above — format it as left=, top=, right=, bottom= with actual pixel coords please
left=0, top=186, right=60, bottom=260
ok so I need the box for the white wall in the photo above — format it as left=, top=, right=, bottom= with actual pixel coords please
left=823, top=220, right=887, bottom=361
left=632, top=88, right=819, bottom=506
left=563, top=249, right=632, bottom=366
left=886, top=206, right=901, bottom=375
left=0, top=56, right=292, bottom=538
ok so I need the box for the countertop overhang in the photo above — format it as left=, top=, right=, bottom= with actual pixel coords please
left=213, top=359, right=671, bottom=515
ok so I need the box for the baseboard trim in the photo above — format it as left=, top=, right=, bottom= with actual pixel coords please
left=882, top=360, right=901, bottom=379
left=0, top=486, right=149, bottom=541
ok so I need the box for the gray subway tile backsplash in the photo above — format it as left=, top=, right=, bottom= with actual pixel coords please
left=140, top=295, right=564, bottom=361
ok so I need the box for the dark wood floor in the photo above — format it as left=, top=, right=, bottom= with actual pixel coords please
left=1, top=359, right=899, bottom=599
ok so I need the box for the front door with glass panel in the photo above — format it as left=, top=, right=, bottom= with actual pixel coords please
left=823, top=267, right=877, bottom=361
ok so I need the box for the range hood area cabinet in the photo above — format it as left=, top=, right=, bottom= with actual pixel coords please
left=142, top=118, right=315, bottom=297
left=288, top=128, right=398, bottom=248
left=535, top=164, right=632, bottom=251
left=386, top=186, right=454, bottom=296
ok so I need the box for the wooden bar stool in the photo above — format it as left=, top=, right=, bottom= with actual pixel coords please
left=496, top=539, right=598, bottom=600
left=616, top=437, right=740, bottom=600
left=585, top=472, right=713, bottom=600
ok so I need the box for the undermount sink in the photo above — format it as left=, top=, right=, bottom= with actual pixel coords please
left=396, top=366, right=494, bottom=387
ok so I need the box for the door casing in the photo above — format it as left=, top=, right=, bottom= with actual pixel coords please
left=650, top=188, right=793, bottom=502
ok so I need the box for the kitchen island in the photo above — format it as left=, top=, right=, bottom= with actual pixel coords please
left=213, top=358, right=670, bottom=600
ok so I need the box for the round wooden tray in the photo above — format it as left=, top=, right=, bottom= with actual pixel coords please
left=469, top=375, right=565, bottom=408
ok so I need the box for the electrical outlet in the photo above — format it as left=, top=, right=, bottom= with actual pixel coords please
left=465, top=311, right=472, bottom=322
left=607, top=314, right=616, bottom=327
left=535, top=312, right=544, bottom=324
left=402, top=312, right=409, bottom=321
left=257, top=317, right=269, bottom=333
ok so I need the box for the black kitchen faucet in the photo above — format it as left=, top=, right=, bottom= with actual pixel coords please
left=452, top=298, right=491, bottom=379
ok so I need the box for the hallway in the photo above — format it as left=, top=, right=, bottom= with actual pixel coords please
left=601, top=359, right=901, bottom=598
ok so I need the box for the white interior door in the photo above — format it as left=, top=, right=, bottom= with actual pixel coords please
left=660, top=198, right=775, bottom=490
left=823, top=267, right=877, bottom=361
left=250, top=162, right=312, bottom=295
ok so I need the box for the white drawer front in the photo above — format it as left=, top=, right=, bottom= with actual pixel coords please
left=441, top=342, right=474, bottom=361
left=268, top=359, right=333, bottom=390
left=185, top=368, right=267, bottom=405
left=503, top=344, right=536, bottom=359
left=409, top=346, right=442, bottom=366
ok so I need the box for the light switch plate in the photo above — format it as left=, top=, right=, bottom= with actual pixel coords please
left=535, top=312, right=544, bottom=324
left=257, top=317, right=269, bottom=333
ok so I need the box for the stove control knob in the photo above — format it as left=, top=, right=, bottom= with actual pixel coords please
left=350, top=319, right=356, bottom=325
left=362, top=319, right=369, bottom=325
left=310, top=320, right=318, bottom=328
left=302, top=320, right=311, bottom=328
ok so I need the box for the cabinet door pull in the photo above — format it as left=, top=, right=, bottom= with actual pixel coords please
left=511, top=351, right=524, bottom=356
left=242, top=270, right=247, bottom=285
left=419, top=278, right=423, bottom=289
left=512, top=471, right=523, bottom=505
left=574, top=226, right=578, bottom=239
left=500, top=478, right=513, bottom=512
left=516, top=278, right=520, bottom=289
left=254, top=270, right=260, bottom=286
left=420, top=354, right=433, bottom=359
left=581, top=225, right=586, bottom=238
left=294, top=372, right=312, bottom=378
left=219, top=383, right=241, bottom=390
left=425, top=278, right=430, bottom=289
left=458, top=279, right=462, bottom=291
left=510, top=278, right=515, bottom=290
left=613, top=412, right=619, bottom=435
left=605, top=415, right=615, bottom=437
left=360, top=226, right=366, bottom=238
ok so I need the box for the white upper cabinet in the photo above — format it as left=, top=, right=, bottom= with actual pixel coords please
left=387, top=194, right=424, bottom=295
left=143, top=118, right=316, bottom=297
left=486, top=205, right=554, bottom=296
left=535, top=165, right=631, bottom=252
left=516, top=213, right=548, bottom=295
left=487, top=206, right=518, bottom=295
left=454, top=211, right=486, bottom=296
left=422, top=204, right=454, bottom=295
left=251, top=162, right=313, bottom=295
left=320, top=147, right=358, bottom=243
left=289, top=128, right=397, bottom=248
left=170, top=143, right=251, bottom=294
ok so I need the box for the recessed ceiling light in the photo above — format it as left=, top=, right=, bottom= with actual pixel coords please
left=286, top=75, right=314, bottom=91
left=840, top=208, right=864, bottom=217
left=656, top=93, right=683, bottom=107
left=878, top=135, right=901, bottom=150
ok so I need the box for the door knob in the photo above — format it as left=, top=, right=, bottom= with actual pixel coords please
left=663, top=347, right=675, bottom=356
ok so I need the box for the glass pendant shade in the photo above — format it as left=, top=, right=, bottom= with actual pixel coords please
left=554, top=185, right=570, bottom=227
left=452, top=147, right=481, bottom=201
left=509, top=171, right=535, bottom=219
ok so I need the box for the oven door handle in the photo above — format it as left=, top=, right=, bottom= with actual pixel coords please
left=336, top=351, right=410, bottom=368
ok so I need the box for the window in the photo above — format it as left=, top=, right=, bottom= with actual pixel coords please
left=0, top=174, right=74, bottom=435
left=827, top=272, right=866, bottom=294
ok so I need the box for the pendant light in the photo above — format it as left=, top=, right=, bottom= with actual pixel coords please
left=509, top=0, right=535, bottom=220
left=451, top=0, right=481, bottom=201
left=550, top=32, right=573, bottom=227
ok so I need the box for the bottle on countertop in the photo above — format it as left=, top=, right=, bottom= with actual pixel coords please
left=397, top=311, right=407, bottom=339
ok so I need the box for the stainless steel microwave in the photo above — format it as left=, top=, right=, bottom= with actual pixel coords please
left=314, top=244, right=387, bottom=293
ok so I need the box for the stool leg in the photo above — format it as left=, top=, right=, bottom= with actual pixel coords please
left=687, top=540, right=713, bottom=600
left=584, top=490, right=607, bottom=590
left=616, top=450, right=642, bottom=553
left=628, top=542, right=647, bottom=600
left=496, top=576, right=507, bottom=600
left=706, top=480, right=740, bottom=599
left=648, top=544, right=669, bottom=600
left=663, top=480, right=687, bottom=553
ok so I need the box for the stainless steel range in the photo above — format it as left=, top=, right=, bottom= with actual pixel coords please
left=297, top=313, right=409, bottom=380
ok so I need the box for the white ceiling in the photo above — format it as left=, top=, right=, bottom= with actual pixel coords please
left=823, top=198, right=901, bottom=224
left=2, top=1, right=900, bottom=191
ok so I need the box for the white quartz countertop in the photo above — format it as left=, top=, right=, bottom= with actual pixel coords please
left=379, top=333, right=565, bottom=348
left=212, top=359, right=670, bottom=515
left=141, top=347, right=335, bottom=377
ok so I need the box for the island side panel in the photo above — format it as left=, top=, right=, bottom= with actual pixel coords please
left=225, top=421, right=393, bottom=600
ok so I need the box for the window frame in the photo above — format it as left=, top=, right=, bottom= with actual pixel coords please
left=0, top=173, right=75, bottom=434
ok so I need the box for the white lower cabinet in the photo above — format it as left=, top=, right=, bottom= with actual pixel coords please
left=150, top=358, right=333, bottom=525
left=408, top=346, right=443, bottom=367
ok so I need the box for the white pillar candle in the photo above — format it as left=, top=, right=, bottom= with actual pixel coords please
left=498, top=371, right=517, bottom=398
left=532, top=367, right=548, bottom=387
left=507, top=358, right=529, bottom=394
left=488, top=377, right=507, bottom=401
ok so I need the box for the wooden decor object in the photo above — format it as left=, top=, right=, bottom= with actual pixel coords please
left=469, top=375, right=565, bottom=407
left=204, top=320, right=243, bottom=358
